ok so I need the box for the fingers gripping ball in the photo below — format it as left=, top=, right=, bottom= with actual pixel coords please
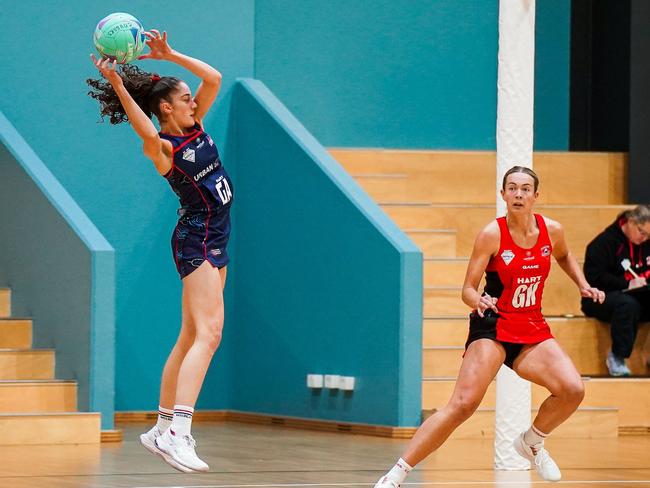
left=93, top=13, right=146, bottom=64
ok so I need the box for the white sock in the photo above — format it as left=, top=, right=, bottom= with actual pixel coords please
left=385, top=458, right=413, bottom=485
left=524, top=424, right=548, bottom=446
left=170, top=404, right=194, bottom=436
left=156, top=406, right=173, bottom=432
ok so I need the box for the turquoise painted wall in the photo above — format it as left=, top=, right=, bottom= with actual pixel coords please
left=534, top=0, right=571, bottom=150
left=0, top=1, right=255, bottom=411
left=254, top=0, right=571, bottom=150
left=229, top=80, right=422, bottom=425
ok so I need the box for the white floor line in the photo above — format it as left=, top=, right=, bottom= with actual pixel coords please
left=131, top=479, right=650, bottom=488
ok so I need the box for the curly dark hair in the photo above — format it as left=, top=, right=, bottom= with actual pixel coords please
left=86, top=64, right=181, bottom=124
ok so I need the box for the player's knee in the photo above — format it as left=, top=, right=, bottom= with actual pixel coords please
left=560, top=379, right=585, bottom=406
left=196, top=326, right=222, bottom=354
left=450, top=394, right=481, bottom=421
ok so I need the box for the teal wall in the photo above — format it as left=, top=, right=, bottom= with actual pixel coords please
left=534, top=0, right=571, bottom=150
left=229, top=80, right=422, bottom=425
left=254, top=0, right=571, bottom=150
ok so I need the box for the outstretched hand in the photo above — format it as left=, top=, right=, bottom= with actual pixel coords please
left=138, top=30, right=173, bottom=60
left=90, top=54, right=122, bottom=86
left=580, top=286, right=605, bottom=303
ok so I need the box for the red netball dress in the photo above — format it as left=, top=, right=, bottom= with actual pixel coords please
left=483, top=214, right=554, bottom=343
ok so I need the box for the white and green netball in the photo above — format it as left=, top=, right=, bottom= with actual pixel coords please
left=93, top=13, right=146, bottom=64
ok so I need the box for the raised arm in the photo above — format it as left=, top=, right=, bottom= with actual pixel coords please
left=140, top=30, right=222, bottom=124
left=462, top=221, right=501, bottom=316
left=546, top=217, right=605, bottom=303
left=89, top=55, right=171, bottom=175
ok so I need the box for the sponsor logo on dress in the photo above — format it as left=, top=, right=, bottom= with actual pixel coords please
left=522, top=264, right=540, bottom=270
left=541, top=245, right=551, bottom=257
left=210, top=249, right=222, bottom=256
left=182, top=148, right=195, bottom=162
left=501, top=249, right=515, bottom=265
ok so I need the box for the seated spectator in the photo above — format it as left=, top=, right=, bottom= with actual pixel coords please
left=582, top=205, right=650, bottom=376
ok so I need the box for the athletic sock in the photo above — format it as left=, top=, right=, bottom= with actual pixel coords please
left=386, top=458, right=413, bottom=485
left=156, top=406, right=173, bottom=432
left=524, top=424, right=548, bottom=446
left=170, top=404, right=194, bottom=436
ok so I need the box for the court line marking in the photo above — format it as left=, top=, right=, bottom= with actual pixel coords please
left=131, top=480, right=650, bottom=488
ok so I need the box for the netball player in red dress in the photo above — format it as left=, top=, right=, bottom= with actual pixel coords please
left=374, top=166, right=605, bottom=486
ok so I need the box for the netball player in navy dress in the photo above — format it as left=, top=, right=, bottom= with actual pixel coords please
left=88, top=30, right=230, bottom=472
left=373, top=167, right=605, bottom=486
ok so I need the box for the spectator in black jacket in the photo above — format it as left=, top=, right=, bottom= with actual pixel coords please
left=582, top=205, right=650, bottom=376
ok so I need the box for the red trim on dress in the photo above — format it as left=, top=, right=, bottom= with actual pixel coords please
left=173, top=131, right=203, bottom=154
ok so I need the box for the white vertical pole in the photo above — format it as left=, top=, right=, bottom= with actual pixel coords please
left=494, top=0, right=536, bottom=471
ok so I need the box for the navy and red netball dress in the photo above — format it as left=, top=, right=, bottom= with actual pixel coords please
left=159, top=123, right=233, bottom=278
left=466, top=214, right=554, bottom=367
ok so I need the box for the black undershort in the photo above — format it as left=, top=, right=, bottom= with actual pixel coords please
left=464, top=310, right=526, bottom=369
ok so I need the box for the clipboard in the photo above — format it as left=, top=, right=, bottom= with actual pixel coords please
left=622, top=284, right=650, bottom=296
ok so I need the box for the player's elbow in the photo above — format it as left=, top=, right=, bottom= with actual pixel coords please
left=206, top=70, right=222, bottom=85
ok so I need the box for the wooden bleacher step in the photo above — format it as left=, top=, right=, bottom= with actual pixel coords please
left=421, top=406, right=618, bottom=439
left=0, top=349, right=55, bottom=380
left=351, top=173, right=416, bottom=203
left=0, top=319, right=32, bottom=348
left=0, top=380, right=77, bottom=413
left=405, top=229, right=456, bottom=257
left=423, top=318, right=650, bottom=376
left=0, top=289, right=10, bottom=318
left=0, top=412, right=101, bottom=445
left=333, top=149, right=626, bottom=205
left=383, top=203, right=629, bottom=257
left=0, top=289, right=104, bottom=445
left=422, top=377, right=650, bottom=431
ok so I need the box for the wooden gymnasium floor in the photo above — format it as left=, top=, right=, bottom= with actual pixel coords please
left=1, top=422, right=649, bottom=488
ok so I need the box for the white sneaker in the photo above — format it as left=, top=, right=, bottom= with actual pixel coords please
left=140, top=426, right=196, bottom=473
left=373, top=476, right=400, bottom=488
left=514, top=433, right=561, bottom=482
left=155, top=429, right=209, bottom=472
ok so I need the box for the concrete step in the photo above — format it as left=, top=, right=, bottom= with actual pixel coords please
left=0, top=380, right=77, bottom=413
left=0, top=349, right=55, bottom=380
left=0, top=412, right=101, bottom=445
left=0, top=319, right=32, bottom=348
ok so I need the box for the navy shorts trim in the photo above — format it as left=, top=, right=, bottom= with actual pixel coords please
left=464, top=310, right=525, bottom=369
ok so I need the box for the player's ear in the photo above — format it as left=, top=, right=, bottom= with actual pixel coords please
left=160, top=101, right=173, bottom=114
